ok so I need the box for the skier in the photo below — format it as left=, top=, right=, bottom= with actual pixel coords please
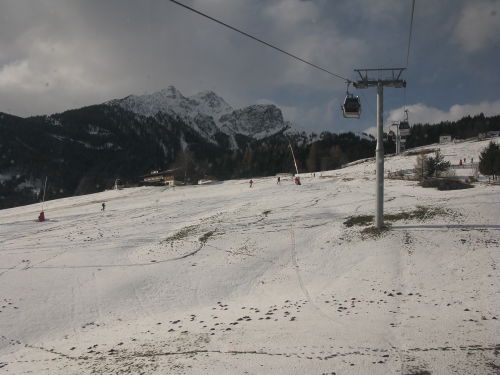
left=277, top=176, right=281, bottom=184
left=249, top=179, right=253, bottom=188
left=101, top=202, right=106, bottom=211
left=38, top=211, right=45, bottom=222
left=294, top=176, right=301, bottom=185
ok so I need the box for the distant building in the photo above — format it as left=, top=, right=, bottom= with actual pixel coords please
left=487, top=130, right=500, bottom=138
left=439, top=135, right=452, bottom=144
left=198, top=176, right=218, bottom=185
left=141, top=168, right=184, bottom=186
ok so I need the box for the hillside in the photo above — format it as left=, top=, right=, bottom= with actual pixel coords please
left=0, top=139, right=499, bottom=374
left=0, top=87, right=306, bottom=209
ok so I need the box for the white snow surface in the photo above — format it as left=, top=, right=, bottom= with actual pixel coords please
left=0, top=139, right=499, bottom=374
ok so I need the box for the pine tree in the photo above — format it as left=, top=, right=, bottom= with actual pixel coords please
left=427, top=150, right=450, bottom=177
left=479, top=141, right=500, bottom=180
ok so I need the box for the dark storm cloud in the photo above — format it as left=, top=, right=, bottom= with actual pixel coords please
left=0, top=0, right=499, bottom=133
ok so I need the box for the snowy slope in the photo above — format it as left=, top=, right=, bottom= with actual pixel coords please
left=0, top=139, right=498, bottom=374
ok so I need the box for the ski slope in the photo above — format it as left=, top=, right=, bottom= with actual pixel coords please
left=0, top=139, right=499, bottom=374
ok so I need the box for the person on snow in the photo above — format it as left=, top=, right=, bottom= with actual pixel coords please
left=249, top=179, right=253, bottom=188
left=101, top=202, right=106, bottom=211
left=277, top=176, right=281, bottom=184
left=294, top=176, right=301, bottom=185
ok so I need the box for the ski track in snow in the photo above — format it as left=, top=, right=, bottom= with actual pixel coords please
left=0, top=138, right=499, bottom=374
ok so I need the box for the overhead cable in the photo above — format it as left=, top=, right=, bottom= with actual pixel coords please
left=405, top=0, right=416, bottom=68
left=168, top=0, right=351, bottom=83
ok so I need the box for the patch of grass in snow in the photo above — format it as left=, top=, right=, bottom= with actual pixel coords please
left=343, top=215, right=373, bottom=227
left=361, top=224, right=391, bottom=238
left=344, top=206, right=449, bottom=229
left=421, top=178, right=474, bottom=190
left=199, top=230, right=216, bottom=244
left=162, top=225, right=198, bottom=244
left=385, top=205, right=448, bottom=221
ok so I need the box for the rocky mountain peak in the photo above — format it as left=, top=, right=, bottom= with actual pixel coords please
left=159, top=86, right=184, bottom=99
left=106, top=87, right=297, bottom=147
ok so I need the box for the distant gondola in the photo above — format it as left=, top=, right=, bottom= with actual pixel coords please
left=398, top=119, right=410, bottom=136
left=399, top=121, right=410, bottom=130
left=342, top=94, right=361, bottom=119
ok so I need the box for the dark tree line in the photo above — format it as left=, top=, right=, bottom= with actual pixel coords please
left=180, top=131, right=378, bottom=180
left=405, top=113, right=500, bottom=148
left=2, top=107, right=499, bottom=209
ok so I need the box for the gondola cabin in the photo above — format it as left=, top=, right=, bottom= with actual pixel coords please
left=342, top=94, right=361, bottom=119
left=398, top=121, right=410, bottom=136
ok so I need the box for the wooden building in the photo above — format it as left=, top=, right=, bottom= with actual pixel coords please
left=141, top=168, right=184, bottom=186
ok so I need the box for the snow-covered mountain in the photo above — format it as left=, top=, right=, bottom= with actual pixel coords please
left=107, top=87, right=231, bottom=127
left=219, top=104, right=288, bottom=140
left=0, top=90, right=308, bottom=209
left=107, top=87, right=296, bottom=148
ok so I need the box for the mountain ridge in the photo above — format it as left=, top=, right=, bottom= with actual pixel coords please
left=0, top=88, right=308, bottom=209
left=106, top=86, right=300, bottom=147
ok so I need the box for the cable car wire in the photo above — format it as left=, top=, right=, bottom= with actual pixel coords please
left=168, top=0, right=352, bottom=83
left=405, top=0, right=416, bottom=68
left=401, top=1, right=416, bottom=123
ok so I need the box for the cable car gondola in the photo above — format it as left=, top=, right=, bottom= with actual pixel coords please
left=342, top=94, right=361, bottom=118
left=398, top=110, right=410, bottom=136
left=341, top=83, right=361, bottom=119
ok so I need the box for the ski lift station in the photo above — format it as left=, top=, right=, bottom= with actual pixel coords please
left=439, top=135, right=453, bottom=144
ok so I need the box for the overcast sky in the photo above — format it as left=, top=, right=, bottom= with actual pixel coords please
left=1, top=0, right=499, bottom=135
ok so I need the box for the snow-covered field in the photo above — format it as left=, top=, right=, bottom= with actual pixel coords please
left=0, top=139, right=499, bottom=374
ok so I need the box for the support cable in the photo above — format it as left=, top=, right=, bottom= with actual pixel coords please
left=168, top=0, right=351, bottom=83
left=405, top=0, right=416, bottom=68
left=402, top=1, right=415, bottom=122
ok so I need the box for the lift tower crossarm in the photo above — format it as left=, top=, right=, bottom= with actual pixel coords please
left=351, top=67, right=406, bottom=229
left=353, top=68, right=406, bottom=89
